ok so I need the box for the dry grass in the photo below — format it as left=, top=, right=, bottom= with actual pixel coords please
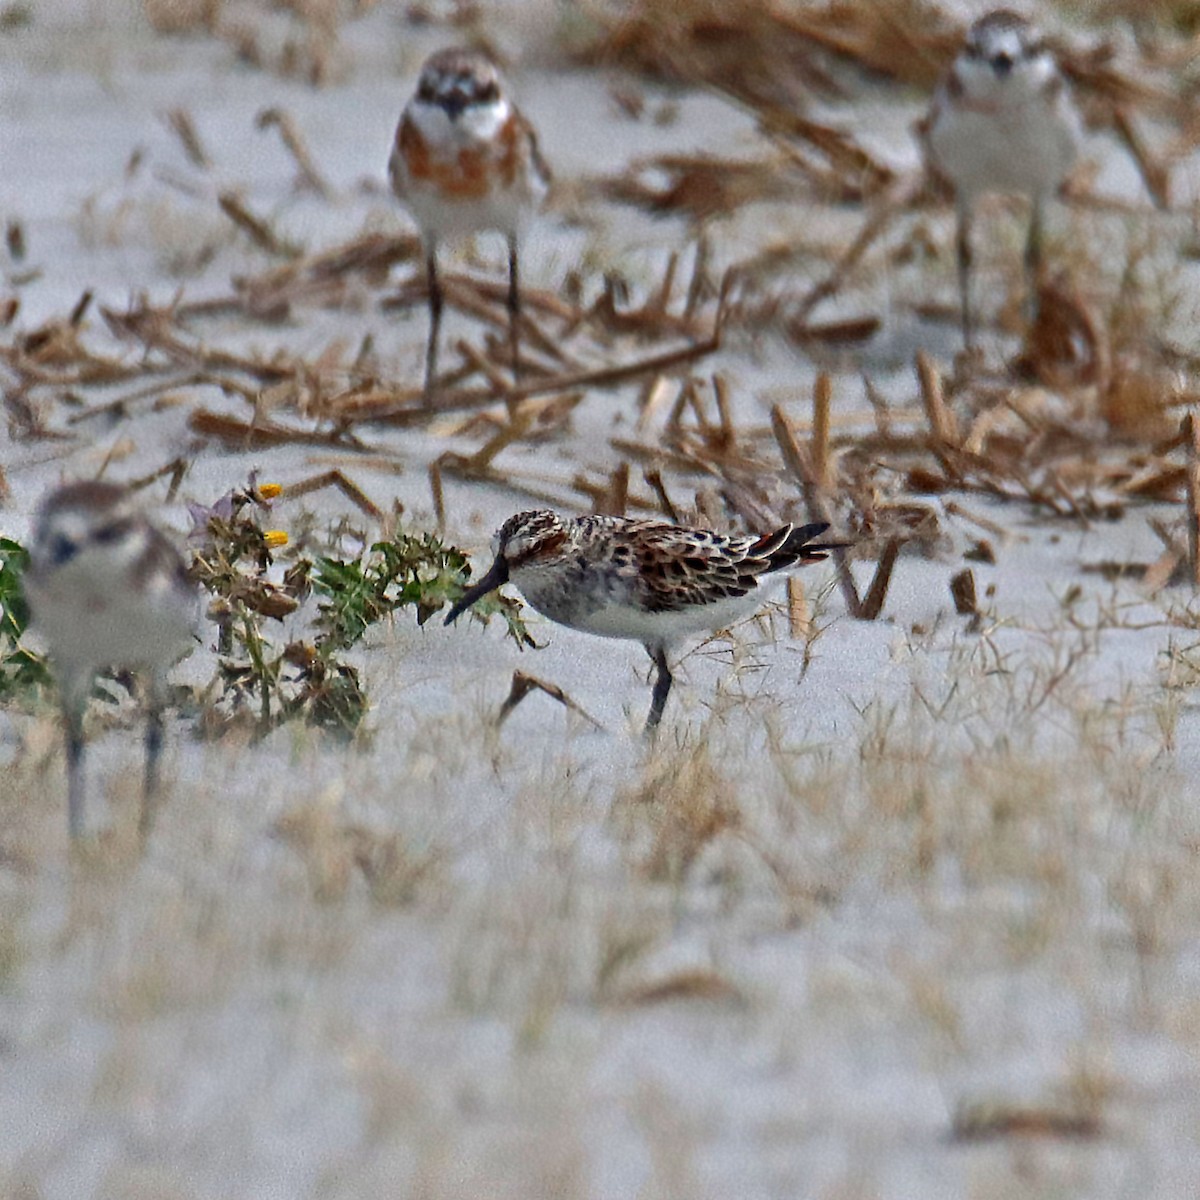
left=3, top=628, right=1200, bottom=1191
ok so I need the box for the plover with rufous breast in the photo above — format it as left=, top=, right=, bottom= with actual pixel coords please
left=24, top=481, right=198, bottom=839
left=443, top=510, right=845, bottom=737
left=921, top=10, right=1083, bottom=348
left=389, top=47, right=551, bottom=399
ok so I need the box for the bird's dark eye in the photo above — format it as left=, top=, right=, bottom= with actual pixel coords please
left=417, top=78, right=436, bottom=102
left=478, top=80, right=499, bottom=103
left=92, top=519, right=130, bottom=545
left=49, top=534, right=78, bottom=566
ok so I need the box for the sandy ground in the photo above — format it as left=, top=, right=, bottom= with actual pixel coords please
left=3, top=3, right=1200, bottom=1197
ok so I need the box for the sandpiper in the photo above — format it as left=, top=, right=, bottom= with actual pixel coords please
left=388, top=47, right=551, bottom=398
left=921, top=9, right=1083, bottom=348
left=444, top=510, right=843, bottom=736
left=25, top=481, right=198, bottom=839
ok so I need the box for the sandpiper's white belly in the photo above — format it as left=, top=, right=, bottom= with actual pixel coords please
left=520, top=579, right=777, bottom=649
left=927, top=91, right=1081, bottom=200
left=27, top=552, right=197, bottom=677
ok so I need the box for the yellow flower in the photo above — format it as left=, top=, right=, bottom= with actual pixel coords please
left=258, top=482, right=283, bottom=500
left=263, top=530, right=289, bottom=549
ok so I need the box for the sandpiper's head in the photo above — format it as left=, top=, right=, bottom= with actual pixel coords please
left=414, top=47, right=506, bottom=122
left=490, top=509, right=569, bottom=567
left=444, top=510, right=569, bottom=625
left=29, top=481, right=142, bottom=579
left=961, top=10, right=1048, bottom=82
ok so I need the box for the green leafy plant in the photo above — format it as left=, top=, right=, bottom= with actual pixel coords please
left=312, top=532, right=534, bottom=652
left=0, top=536, right=52, bottom=700
left=190, top=479, right=533, bottom=740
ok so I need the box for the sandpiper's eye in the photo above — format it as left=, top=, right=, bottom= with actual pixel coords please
left=91, top=521, right=128, bottom=545
left=477, top=80, right=499, bottom=103
left=417, top=77, right=437, bottom=102
left=49, top=534, right=78, bottom=566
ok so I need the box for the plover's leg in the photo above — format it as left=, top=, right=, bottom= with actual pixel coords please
left=60, top=670, right=89, bottom=839
left=1024, top=196, right=1044, bottom=326
left=423, top=244, right=443, bottom=401
left=955, top=198, right=974, bottom=350
left=140, top=671, right=167, bottom=839
left=507, top=232, right=522, bottom=382
left=644, top=644, right=673, bottom=739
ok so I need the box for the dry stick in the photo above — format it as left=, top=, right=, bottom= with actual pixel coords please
left=611, top=437, right=703, bottom=474
left=428, top=399, right=590, bottom=530
left=458, top=400, right=544, bottom=471
left=1185, top=413, right=1200, bottom=587
left=789, top=315, right=881, bottom=346
left=943, top=499, right=1013, bottom=543
left=811, top=370, right=832, bottom=489
left=67, top=371, right=207, bottom=425
left=636, top=375, right=675, bottom=433
left=770, top=403, right=862, bottom=616
left=950, top=568, right=979, bottom=617
left=916, top=350, right=958, bottom=444
left=856, top=539, right=900, bottom=621
left=684, top=234, right=711, bottom=320
left=256, top=107, right=332, bottom=198
left=429, top=457, right=448, bottom=533
left=573, top=475, right=657, bottom=514
left=218, top=191, right=302, bottom=259
left=188, top=408, right=375, bottom=452
left=1148, top=518, right=1184, bottom=555
left=372, top=326, right=724, bottom=425
left=494, top=670, right=605, bottom=732
left=280, top=470, right=384, bottom=522
left=644, top=468, right=680, bottom=523
left=164, top=108, right=210, bottom=168
left=128, top=456, right=190, bottom=498
left=655, top=251, right=679, bottom=316
left=517, top=307, right=583, bottom=369
left=1143, top=515, right=1185, bottom=594
left=600, top=462, right=630, bottom=516
left=455, top=337, right=510, bottom=393
left=915, top=349, right=963, bottom=483
left=468, top=276, right=579, bottom=322
left=712, top=373, right=735, bottom=452
left=70, top=290, right=93, bottom=327
left=787, top=576, right=812, bottom=639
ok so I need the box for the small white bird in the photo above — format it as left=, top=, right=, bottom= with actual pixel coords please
left=388, top=47, right=551, bottom=398
left=25, top=482, right=198, bottom=839
left=922, top=9, right=1083, bottom=347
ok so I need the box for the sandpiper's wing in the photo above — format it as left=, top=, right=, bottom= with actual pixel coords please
left=587, top=519, right=837, bottom=614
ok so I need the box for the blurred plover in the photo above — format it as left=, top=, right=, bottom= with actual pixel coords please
left=922, top=9, right=1082, bottom=347
left=444, top=510, right=844, bottom=737
left=389, top=47, right=551, bottom=398
left=25, top=481, right=198, bottom=839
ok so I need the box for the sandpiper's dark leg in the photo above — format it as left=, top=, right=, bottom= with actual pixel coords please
left=64, top=696, right=86, bottom=840
left=140, top=675, right=166, bottom=840
left=955, top=198, right=974, bottom=351
left=644, top=644, right=673, bottom=739
left=1024, top=196, right=1044, bottom=327
left=424, top=244, right=442, bottom=401
left=507, top=232, right=522, bottom=382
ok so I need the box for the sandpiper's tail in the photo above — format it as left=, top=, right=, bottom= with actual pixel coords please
left=751, top=522, right=849, bottom=573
